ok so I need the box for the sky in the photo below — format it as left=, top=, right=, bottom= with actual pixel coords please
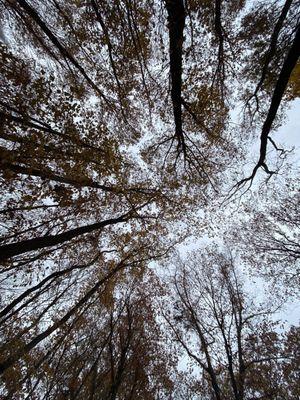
left=274, top=98, right=300, bottom=166
left=169, top=97, right=300, bottom=328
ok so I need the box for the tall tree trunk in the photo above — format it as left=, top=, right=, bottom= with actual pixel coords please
left=165, top=0, right=186, bottom=155
left=0, top=212, right=133, bottom=261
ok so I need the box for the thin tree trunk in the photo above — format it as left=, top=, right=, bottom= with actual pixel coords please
left=252, top=0, right=293, bottom=97
left=5, top=0, right=110, bottom=104
left=0, top=258, right=132, bottom=374
left=238, top=24, right=300, bottom=185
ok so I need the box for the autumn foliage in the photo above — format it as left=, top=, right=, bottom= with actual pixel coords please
left=0, top=0, right=299, bottom=398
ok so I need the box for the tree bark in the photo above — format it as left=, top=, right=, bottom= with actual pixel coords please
left=165, top=0, right=186, bottom=154
left=0, top=212, right=132, bottom=261
left=258, top=25, right=300, bottom=167
left=238, top=24, right=300, bottom=186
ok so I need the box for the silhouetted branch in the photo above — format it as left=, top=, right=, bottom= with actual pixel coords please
left=165, top=0, right=186, bottom=157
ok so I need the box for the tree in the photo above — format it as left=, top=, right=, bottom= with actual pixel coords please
left=166, top=248, right=299, bottom=399
left=236, top=0, right=300, bottom=186
left=1, top=269, right=176, bottom=399
left=229, top=178, right=300, bottom=296
left=0, top=0, right=299, bottom=397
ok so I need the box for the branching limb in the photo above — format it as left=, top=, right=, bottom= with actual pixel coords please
left=236, top=24, right=300, bottom=188
left=245, top=0, right=293, bottom=112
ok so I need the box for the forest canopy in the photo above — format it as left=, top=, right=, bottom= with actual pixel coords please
left=0, top=0, right=299, bottom=399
